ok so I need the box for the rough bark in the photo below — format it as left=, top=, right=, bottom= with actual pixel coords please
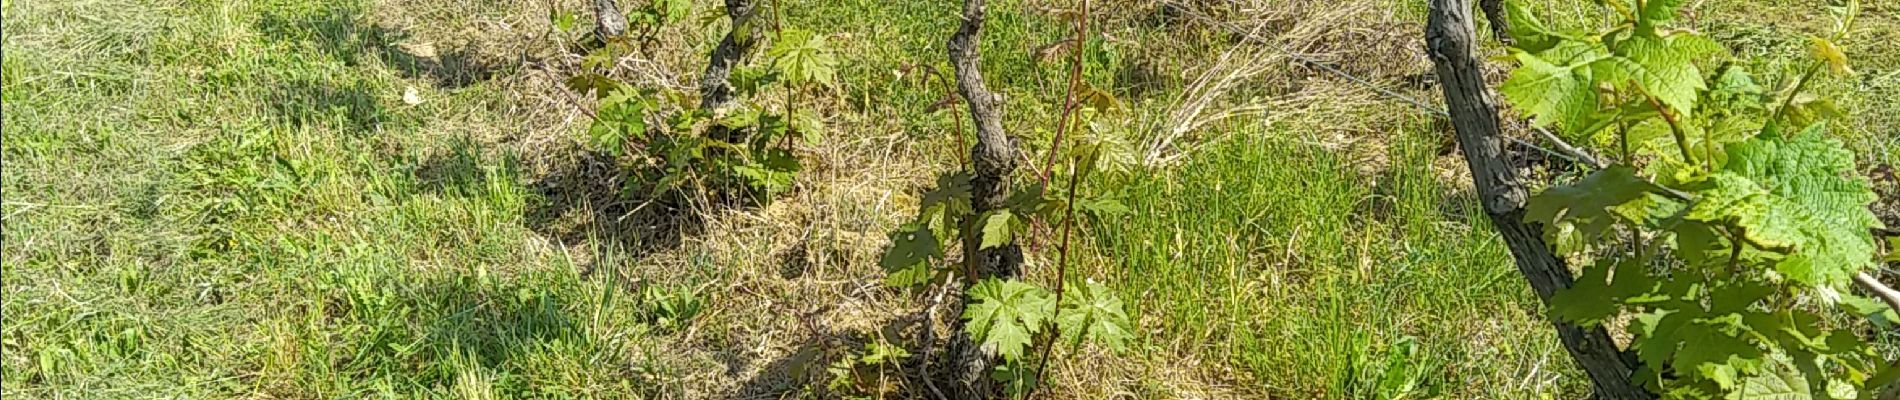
left=949, top=0, right=1022, bottom=282
left=1479, top=0, right=1512, bottom=44
left=593, top=0, right=628, bottom=43
left=947, top=0, right=1022, bottom=396
left=699, top=0, right=761, bottom=111
left=1424, top=1, right=1654, bottom=399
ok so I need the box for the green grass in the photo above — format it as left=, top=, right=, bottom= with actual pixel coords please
left=1090, top=121, right=1579, bottom=397
left=4, top=0, right=1895, bottom=398
left=3, top=0, right=681, bottom=398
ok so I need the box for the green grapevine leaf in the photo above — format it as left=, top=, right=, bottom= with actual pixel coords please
left=1672, top=321, right=1765, bottom=387
left=1708, top=279, right=1775, bottom=315
left=718, top=106, right=762, bottom=130
left=1631, top=309, right=1697, bottom=371
left=1503, top=1, right=1567, bottom=52
left=1638, top=0, right=1686, bottom=27
left=1707, top=127, right=1881, bottom=286
left=884, top=262, right=934, bottom=288
left=1609, top=192, right=1689, bottom=229
left=963, top=278, right=1056, bottom=362
left=1807, top=37, right=1852, bottom=76
left=1606, top=257, right=1660, bottom=299
left=1728, top=355, right=1811, bottom=400
left=979, top=210, right=1015, bottom=250
left=754, top=112, right=790, bottom=144
left=1683, top=173, right=1826, bottom=278
left=653, top=0, right=692, bottom=24
left=768, top=29, right=838, bottom=85
left=1592, top=34, right=1706, bottom=117
left=1501, top=51, right=1599, bottom=134
left=1838, top=295, right=1899, bottom=328
left=880, top=223, right=942, bottom=287
left=588, top=88, right=655, bottom=156
left=1074, top=141, right=1104, bottom=181
left=1721, top=125, right=1880, bottom=233
left=734, top=148, right=799, bottom=194
left=791, top=109, right=825, bottom=145
left=1526, top=166, right=1665, bottom=245
left=1551, top=259, right=1621, bottom=325
left=1009, top=182, right=1060, bottom=221
left=1078, top=81, right=1124, bottom=113
left=1056, top=281, right=1135, bottom=353
left=921, top=172, right=973, bottom=212
left=730, top=65, right=779, bottom=97
left=1707, top=66, right=1766, bottom=112
left=566, top=72, right=626, bottom=98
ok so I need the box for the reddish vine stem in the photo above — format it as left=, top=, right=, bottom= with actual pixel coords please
left=769, top=0, right=800, bottom=151
left=1037, top=0, right=1089, bottom=185
left=1025, top=157, right=1083, bottom=400
left=1024, top=1, right=1090, bottom=397
left=930, top=66, right=970, bottom=166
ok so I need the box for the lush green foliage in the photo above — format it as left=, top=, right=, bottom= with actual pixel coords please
left=878, top=84, right=1134, bottom=392
left=826, top=340, right=912, bottom=397
left=1505, top=0, right=1895, bottom=397
left=562, top=2, right=832, bottom=202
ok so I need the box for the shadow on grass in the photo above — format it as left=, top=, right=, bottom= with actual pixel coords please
left=522, top=146, right=707, bottom=274
left=250, top=5, right=500, bottom=133
left=411, top=135, right=494, bottom=196
left=387, top=134, right=704, bottom=266
left=732, top=316, right=940, bottom=398
left=256, top=6, right=498, bottom=89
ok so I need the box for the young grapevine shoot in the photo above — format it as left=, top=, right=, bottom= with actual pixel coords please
left=563, top=1, right=833, bottom=202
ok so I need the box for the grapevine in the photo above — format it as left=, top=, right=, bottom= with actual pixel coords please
left=562, top=0, right=834, bottom=204
left=1498, top=0, right=1898, bottom=397
left=878, top=1, right=1136, bottom=396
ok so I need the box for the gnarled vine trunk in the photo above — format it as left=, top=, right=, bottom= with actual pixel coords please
left=592, top=0, right=628, bottom=42
left=1424, top=1, right=1653, bottom=399
left=700, top=0, right=761, bottom=111
left=1479, top=0, right=1510, bottom=44
left=947, top=0, right=1022, bottom=396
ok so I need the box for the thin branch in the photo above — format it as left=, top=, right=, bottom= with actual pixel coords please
left=1854, top=272, right=1900, bottom=318
left=540, top=67, right=601, bottom=120
left=1642, top=94, right=1696, bottom=163
left=1037, top=0, right=1089, bottom=185
left=1530, top=126, right=1604, bottom=169
left=1026, top=150, right=1084, bottom=400
left=1769, top=63, right=1824, bottom=133
left=918, top=64, right=970, bottom=166
left=1027, top=2, right=1089, bottom=398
